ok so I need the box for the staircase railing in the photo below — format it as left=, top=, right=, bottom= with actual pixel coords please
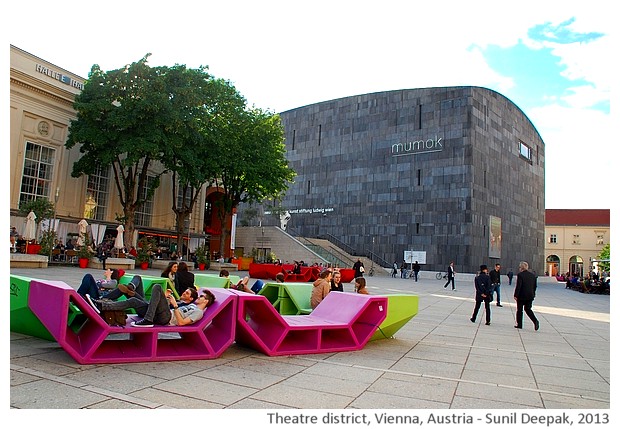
left=366, top=249, right=390, bottom=269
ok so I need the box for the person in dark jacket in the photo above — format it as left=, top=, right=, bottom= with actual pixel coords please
left=489, top=263, right=503, bottom=307
left=330, top=270, right=344, bottom=292
left=443, top=261, right=456, bottom=290
left=470, top=265, right=492, bottom=325
left=514, top=261, right=540, bottom=330
left=175, top=261, right=195, bottom=295
left=412, top=261, right=421, bottom=282
left=352, top=259, right=365, bottom=278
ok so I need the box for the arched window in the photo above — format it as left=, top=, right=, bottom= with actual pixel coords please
left=569, top=255, right=584, bottom=277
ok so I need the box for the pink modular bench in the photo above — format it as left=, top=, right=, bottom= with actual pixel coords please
left=229, top=290, right=388, bottom=356
left=27, top=279, right=236, bottom=365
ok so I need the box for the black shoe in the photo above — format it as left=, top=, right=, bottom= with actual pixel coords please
left=496, top=303, right=503, bottom=307
left=514, top=325, right=522, bottom=329
left=85, top=294, right=101, bottom=314
left=118, top=282, right=136, bottom=297
left=485, top=322, right=491, bottom=325
left=534, top=321, right=540, bottom=331
left=470, top=318, right=475, bottom=323
left=131, top=318, right=154, bottom=327
left=444, top=286, right=447, bottom=289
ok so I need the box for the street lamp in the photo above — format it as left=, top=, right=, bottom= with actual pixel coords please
left=53, top=187, right=59, bottom=228
left=371, top=237, right=375, bottom=271
left=186, top=214, right=191, bottom=261
left=50, top=187, right=59, bottom=261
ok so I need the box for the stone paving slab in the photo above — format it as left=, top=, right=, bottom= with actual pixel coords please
left=9, top=265, right=611, bottom=416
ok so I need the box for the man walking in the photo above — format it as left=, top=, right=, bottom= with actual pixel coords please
left=412, top=261, right=421, bottom=282
left=471, top=265, right=492, bottom=325
left=443, top=261, right=456, bottom=290
left=489, top=263, right=503, bottom=306
left=514, top=261, right=540, bottom=331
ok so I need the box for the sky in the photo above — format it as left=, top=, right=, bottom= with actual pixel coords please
left=3, top=0, right=614, bottom=210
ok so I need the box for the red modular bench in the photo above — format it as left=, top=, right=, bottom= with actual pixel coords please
left=230, top=290, right=387, bottom=356
left=27, top=279, right=236, bottom=365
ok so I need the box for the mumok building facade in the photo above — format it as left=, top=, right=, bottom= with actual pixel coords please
left=248, top=87, right=545, bottom=274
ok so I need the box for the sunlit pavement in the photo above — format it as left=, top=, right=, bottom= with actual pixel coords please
left=10, top=266, right=609, bottom=410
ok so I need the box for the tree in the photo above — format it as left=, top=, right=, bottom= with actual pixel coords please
left=212, top=107, right=296, bottom=257
left=596, top=243, right=610, bottom=272
left=66, top=55, right=188, bottom=248
left=161, top=72, right=247, bottom=253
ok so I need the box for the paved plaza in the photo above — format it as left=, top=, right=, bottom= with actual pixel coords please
left=9, top=265, right=610, bottom=411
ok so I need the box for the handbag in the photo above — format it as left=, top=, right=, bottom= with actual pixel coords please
left=101, top=309, right=127, bottom=326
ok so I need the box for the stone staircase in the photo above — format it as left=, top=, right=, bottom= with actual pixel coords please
left=234, top=227, right=387, bottom=276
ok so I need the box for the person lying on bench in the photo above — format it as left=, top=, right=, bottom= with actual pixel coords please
left=77, top=269, right=126, bottom=300
left=85, top=280, right=199, bottom=321
left=81, top=274, right=147, bottom=317
left=89, top=283, right=215, bottom=327
left=219, top=269, right=255, bottom=293
left=79, top=271, right=149, bottom=316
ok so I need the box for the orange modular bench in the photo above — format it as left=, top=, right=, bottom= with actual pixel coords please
left=230, top=290, right=387, bottom=356
left=27, top=279, right=236, bottom=365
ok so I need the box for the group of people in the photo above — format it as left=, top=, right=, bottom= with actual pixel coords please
left=77, top=267, right=216, bottom=327
left=391, top=260, right=422, bottom=280
left=311, top=267, right=369, bottom=309
left=76, top=257, right=540, bottom=331
left=470, top=261, right=539, bottom=330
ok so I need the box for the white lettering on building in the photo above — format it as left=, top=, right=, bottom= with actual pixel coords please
left=391, top=136, right=443, bottom=156
left=35, top=64, right=84, bottom=90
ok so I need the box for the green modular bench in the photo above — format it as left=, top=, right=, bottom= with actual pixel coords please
left=10, top=274, right=55, bottom=340
left=10, top=274, right=87, bottom=339
left=194, top=273, right=240, bottom=289
left=119, top=274, right=179, bottom=300
left=284, top=283, right=314, bottom=315
left=258, top=282, right=313, bottom=315
left=371, top=294, right=419, bottom=340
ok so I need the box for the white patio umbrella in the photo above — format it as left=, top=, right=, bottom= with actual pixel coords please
left=77, top=219, right=89, bottom=246
left=23, top=211, right=37, bottom=240
left=114, top=225, right=125, bottom=249
left=23, top=211, right=37, bottom=253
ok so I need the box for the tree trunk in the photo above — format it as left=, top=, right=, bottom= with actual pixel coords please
left=124, top=207, right=137, bottom=248
left=176, top=211, right=187, bottom=258
left=219, top=227, right=229, bottom=259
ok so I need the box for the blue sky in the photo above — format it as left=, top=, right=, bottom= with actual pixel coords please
left=3, top=0, right=613, bottom=209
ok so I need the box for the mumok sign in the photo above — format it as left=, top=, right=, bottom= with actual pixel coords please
left=391, top=136, right=443, bottom=156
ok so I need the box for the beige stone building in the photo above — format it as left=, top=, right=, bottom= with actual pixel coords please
left=9, top=45, right=231, bottom=257
left=544, top=209, right=610, bottom=277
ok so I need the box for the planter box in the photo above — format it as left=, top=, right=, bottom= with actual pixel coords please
left=25, top=244, right=41, bottom=254
left=232, top=257, right=253, bottom=270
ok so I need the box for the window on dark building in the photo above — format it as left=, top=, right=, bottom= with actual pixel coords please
left=519, top=140, right=532, bottom=161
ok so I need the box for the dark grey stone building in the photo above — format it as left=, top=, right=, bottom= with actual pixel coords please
left=257, top=86, right=545, bottom=274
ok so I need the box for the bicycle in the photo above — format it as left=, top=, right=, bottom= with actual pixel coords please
left=436, top=271, right=445, bottom=280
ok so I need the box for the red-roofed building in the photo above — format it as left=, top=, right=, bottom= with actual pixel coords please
left=545, top=209, right=610, bottom=277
